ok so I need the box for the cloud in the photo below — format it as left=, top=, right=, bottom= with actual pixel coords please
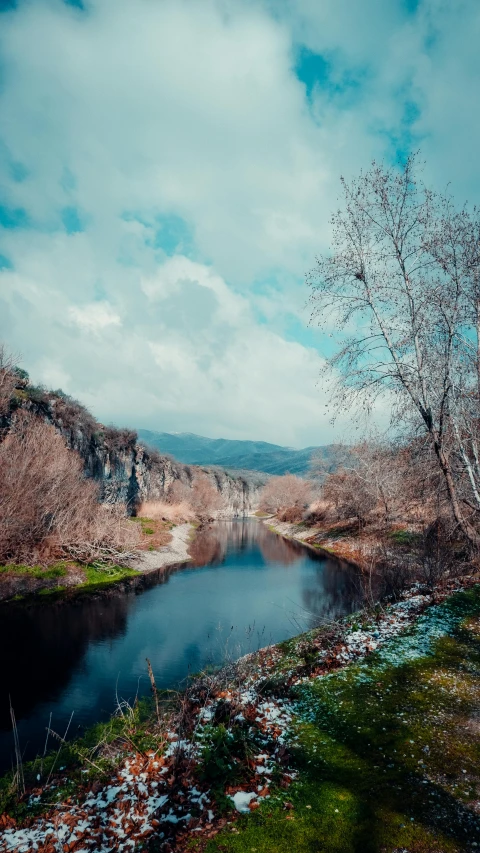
left=0, top=0, right=479, bottom=445
left=0, top=249, right=337, bottom=446
left=69, top=302, right=121, bottom=334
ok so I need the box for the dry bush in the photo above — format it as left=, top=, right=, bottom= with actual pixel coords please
left=167, top=480, right=193, bottom=505
left=138, top=499, right=195, bottom=525
left=319, top=441, right=415, bottom=529
left=259, top=474, right=312, bottom=521
left=0, top=413, right=139, bottom=565
left=322, top=469, right=376, bottom=527
left=103, top=426, right=138, bottom=452
left=141, top=474, right=224, bottom=525
left=29, top=387, right=98, bottom=439
left=190, top=473, right=224, bottom=523
left=304, top=499, right=330, bottom=526
left=0, top=344, right=17, bottom=419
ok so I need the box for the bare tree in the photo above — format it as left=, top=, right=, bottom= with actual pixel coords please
left=167, top=479, right=193, bottom=505
left=259, top=474, right=312, bottom=521
left=320, top=442, right=403, bottom=526
left=308, top=155, right=480, bottom=547
left=190, top=473, right=224, bottom=523
left=322, top=468, right=375, bottom=527
left=0, top=344, right=17, bottom=419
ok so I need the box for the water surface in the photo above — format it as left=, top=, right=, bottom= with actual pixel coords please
left=0, top=519, right=360, bottom=772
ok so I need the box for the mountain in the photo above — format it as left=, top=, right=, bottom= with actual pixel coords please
left=137, top=430, right=335, bottom=476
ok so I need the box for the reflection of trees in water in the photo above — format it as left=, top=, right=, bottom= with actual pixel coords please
left=257, top=528, right=304, bottom=566
left=300, top=558, right=363, bottom=629
left=188, top=521, right=361, bottom=632
left=0, top=523, right=360, bottom=727
left=188, top=525, right=227, bottom=566
left=0, top=594, right=132, bottom=731
left=188, top=520, right=307, bottom=568
left=0, top=520, right=361, bottom=769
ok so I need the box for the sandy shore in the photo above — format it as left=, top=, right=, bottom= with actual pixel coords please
left=130, top=522, right=194, bottom=573
left=263, top=517, right=315, bottom=542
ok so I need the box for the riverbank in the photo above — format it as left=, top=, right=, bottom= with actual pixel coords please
left=263, top=516, right=373, bottom=567
left=0, top=520, right=195, bottom=603
left=2, top=574, right=479, bottom=852
left=128, top=522, right=193, bottom=573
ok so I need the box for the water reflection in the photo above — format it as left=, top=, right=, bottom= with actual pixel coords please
left=0, top=520, right=361, bottom=771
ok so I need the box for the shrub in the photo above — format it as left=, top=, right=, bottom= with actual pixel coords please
left=137, top=500, right=194, bottom=525
left=190, top=473, right=224, bottom=522
left=0, top=345, right=17, bottom=418
left=167, top=479, right=193, bottom=506
left=104, top=426, right=138, bottom=452
left=0, top=412, right=139, bottom=565
left=259, top=474, right=312, bottom=520
left=322, top=468, right=376, bottom=527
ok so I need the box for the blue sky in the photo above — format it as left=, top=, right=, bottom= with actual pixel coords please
left=0, top=0, right=479, bottom=446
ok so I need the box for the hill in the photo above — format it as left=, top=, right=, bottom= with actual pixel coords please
left=137, top=430, right=335, bottom=476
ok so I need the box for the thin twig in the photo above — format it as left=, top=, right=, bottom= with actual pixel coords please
left=46, top=711, right=74, bottom=786
left=146, top=658, right=161, bottom=724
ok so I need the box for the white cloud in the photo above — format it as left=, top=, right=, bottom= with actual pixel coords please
left=0, top=0, right=478, bottom=445
left=69, top=302, right=121, bottom=334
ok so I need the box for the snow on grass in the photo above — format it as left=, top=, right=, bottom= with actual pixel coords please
left=1, top=582, right=476, bottom=853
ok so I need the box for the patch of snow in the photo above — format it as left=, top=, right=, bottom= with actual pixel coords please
left=231, top=791, right=258, bottom=813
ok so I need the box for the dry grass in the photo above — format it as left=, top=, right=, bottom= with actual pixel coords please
left=137, top=500, right=195, bottom=525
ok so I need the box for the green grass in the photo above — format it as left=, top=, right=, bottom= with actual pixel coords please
left=81, top=563, right=138, bottom=587
left=38, top=585, right=67, bottom=596
left=0, top=562, right=68, bottom=579
left=206, top=587, right=480, bottom=853
left=388, top=528, right=422, bottom=546
left=3, top=571, right=479, bottom=851
left=0, top=560, right=139, bottom=602
left=131, top=515, right=156, bottom=535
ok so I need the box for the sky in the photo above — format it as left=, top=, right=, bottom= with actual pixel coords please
left=0, top=0, right=479, bottom=447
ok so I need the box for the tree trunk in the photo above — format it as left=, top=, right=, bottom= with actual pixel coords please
left=476, top=296, right=480, bottom=401
left=432, top=436, right=480, bottom=548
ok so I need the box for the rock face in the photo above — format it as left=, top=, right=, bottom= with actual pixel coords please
left=11, top=388, right=259, bottom=516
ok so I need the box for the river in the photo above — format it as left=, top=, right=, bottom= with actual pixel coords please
left=0, top=519, right=361, bottom=773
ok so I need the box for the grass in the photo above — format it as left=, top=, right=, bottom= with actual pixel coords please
left=0, top=696, right=159, bottom=822
left=2, top=574, right=479, bottom=851
left=81, top=563, right=139, bottom=588
left=388, top=528, right=422, bottom=546
left=132, top=515, right=156, bottom=533
left=0, top=562, right=68, bottom=579
left=131, top=515, right=173, bottom=547
left=197, top=723, right=269, bottom=813
left=0, top=560, right=140, bottom=603
left=205, top=587, right=480, bottom=853
left=0, top=518, right=169, bottom=601
left=38, top=584, right=67, bottom=596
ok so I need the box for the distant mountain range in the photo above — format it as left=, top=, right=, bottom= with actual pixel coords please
left=137, top=429, right=337, bottom=476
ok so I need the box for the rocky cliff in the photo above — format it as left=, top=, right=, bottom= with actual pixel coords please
left=8, top=383, right=260, bottom=516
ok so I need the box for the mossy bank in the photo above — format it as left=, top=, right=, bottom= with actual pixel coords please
left=1, top=583, right=480, bottom=852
